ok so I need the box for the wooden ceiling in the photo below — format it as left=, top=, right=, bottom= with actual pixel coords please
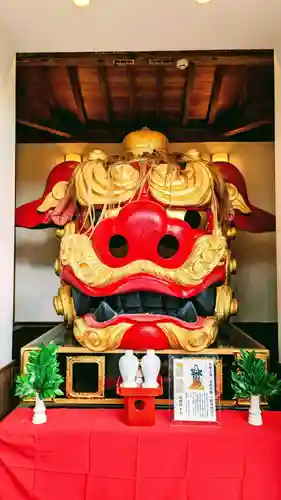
left=16, top=50, right=274, bottom=143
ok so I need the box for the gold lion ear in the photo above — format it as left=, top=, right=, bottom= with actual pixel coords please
left=37, top=181, right=69, bottom=213
left=226, top=183, right=252, bottom=214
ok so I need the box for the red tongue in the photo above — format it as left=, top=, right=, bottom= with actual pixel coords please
left=120, top=323, right=169, bottom=350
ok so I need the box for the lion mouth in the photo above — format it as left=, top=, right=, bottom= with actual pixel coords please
left=72, top=284, right=219, bottom=325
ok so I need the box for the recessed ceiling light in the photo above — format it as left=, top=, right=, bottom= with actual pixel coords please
left=73, top=0, right=90, bottom=6
left=195, top=0, right=211, bottom=3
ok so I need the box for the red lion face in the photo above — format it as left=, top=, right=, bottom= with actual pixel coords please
left=15, top=130, right=275, bottom=352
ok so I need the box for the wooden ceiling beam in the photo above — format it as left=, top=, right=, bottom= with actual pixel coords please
left=98, top=67, right=113, bottom=124
left=207, top=66, right=226, bottom=124
left=181, top=62, right=196, bottom=126
left=16, top=120, right=274, bottom=143
left=16, top=119, right=72, bottom=138
left=224, top=119, right=273, bottom=137
left=218, top=96, right=274, bottom=137
left=16, top=50, right=273, bottom=68
left=67, top=66, right=87, bottom=124
left=127, top=67, right=137, bottom=118
left=156, top=68, right=164, bottom=118
left=41, top=67, right=56, bottom=109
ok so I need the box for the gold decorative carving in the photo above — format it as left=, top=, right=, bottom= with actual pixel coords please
left=159, top=318, right=218, bottom=351
left=88, top=149, right=108, bottom=162
left=60, top=233, right=226, bottom=288
left=37, top=181, right=69, bottom=213
left=215, top=359, right=223, bottom=402
left=230, top=298, right=238, bottom=315
left=56, top=228, right=65, bottom=239
left=73, top=317, right=131, bottom=351
left=226, top=183, right=251, bottom=214
left=215, top=284, right=238, bottom=320
left=229, top=257, right=237, bottom=274
left=53, top=285, right=76, bottom=327
left=54, top=258, right=60, bottom=276
left=226, top=226, right=237, bottom=239
left=74, top=316, right=218, bottom=352
left=72, top=144, right=216, bottom=209
left=64, top=221, right=76, bottom=236
left=66, top=355, right=105, bottom=398
left=149, top=161, right=213, bottom=207
left=224, top=249, right=237, bottom=284
left=123, top=128, right=169, bottom=155
left=56, top=221, right=76, bottom=239
left=74, top=159, right=139, bottom=206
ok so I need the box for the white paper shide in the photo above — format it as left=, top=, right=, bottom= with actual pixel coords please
left=173, top=357, right=216, bottom=422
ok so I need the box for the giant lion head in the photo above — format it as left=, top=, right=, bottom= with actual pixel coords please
left=16, top=129, right=275, bottom=352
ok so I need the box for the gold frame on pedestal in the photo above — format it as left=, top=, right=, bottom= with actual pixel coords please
left=20, top=323, right=270, bottom=408
left=66, top=356, right=105, bottom=399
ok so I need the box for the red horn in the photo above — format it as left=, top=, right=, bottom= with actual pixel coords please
left=212, top=161, right=275, bottom=233
left=15, top=161, right=78, bottom=229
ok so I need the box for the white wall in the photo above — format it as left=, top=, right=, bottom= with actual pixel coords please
left=15, top=142, right=276, bottom=323
left=0, top=31, right=15, bottom=367
left=275, top=48, right=281, bottom=359
left=227, top=146, right=276, bottom=322
left=0, top=0, right=280, bottom=53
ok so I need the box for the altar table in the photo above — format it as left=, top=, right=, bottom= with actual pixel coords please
left=0, top=408, right=281, bottom=500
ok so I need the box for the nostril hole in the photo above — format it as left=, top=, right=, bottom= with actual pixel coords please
left=158, top=234, right=179, bottom=259
left=109, top=235, right=128, bottom=258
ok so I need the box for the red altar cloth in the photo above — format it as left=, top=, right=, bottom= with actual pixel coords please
left=0, top=409, right=281, bottom=500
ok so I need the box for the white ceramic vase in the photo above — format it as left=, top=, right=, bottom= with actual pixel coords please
left=32, top=393, right=47, bottom=425
left=248, top=394, right=263, bottom=426
left=141, top=350, right=161, bottom=388
left=119, top=350, right=139, bottom=388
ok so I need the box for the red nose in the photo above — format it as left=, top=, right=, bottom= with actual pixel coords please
left=92, top=200, right=199, bottom=269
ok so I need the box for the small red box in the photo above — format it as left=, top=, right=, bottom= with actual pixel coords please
left=117, top=377, right=163, bottom=426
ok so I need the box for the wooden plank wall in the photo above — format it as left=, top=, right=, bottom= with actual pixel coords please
left=0, top=361, right=15, bottom=420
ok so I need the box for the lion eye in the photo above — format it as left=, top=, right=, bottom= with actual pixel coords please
left=184, top=210, right=202, bottom=229
left=185, top=210, right=209, bottom=230
left=166, top=208, right=208, bottom=230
